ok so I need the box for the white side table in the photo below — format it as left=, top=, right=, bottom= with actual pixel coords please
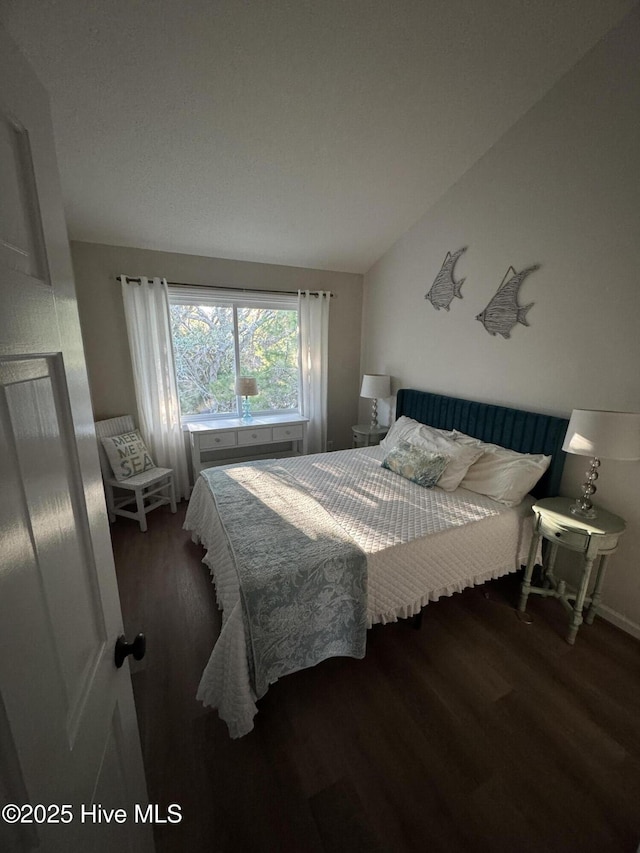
left=518, top=496, right=626, bottom=644
left=185, top=414, right=308, bottom=476
left=352, top=424, right=389, bottom=448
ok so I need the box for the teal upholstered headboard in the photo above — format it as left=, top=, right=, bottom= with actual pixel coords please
left=395, top=389, right=569, bottom=499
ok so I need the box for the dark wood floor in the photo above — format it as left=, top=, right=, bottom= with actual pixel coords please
left=111, top=504, right=640, bottom=853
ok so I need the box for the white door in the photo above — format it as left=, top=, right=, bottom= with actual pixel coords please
left=0, top=24, right=153, bottom=853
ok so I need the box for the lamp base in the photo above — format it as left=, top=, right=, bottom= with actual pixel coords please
left=569, top=500, right=597, bottom=520
left=241, top=397, right=253, bottom=421
left=370, top=398, right=379, bottom=429
left=570, top=456, right=600, bottom=519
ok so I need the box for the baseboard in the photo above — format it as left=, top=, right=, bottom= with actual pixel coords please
left=598, top=605, right=640, bottom=641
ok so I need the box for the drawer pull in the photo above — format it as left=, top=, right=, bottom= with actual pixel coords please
left=555, top=531, right=562, bottom=537
left=285, top=430, right=291, bottom=435
left=252, top=433, right=257, bottom=439
left=215, top=437, right=221, bottom=443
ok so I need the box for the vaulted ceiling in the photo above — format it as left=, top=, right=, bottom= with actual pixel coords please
left=1, top=0, right=635, bottom=272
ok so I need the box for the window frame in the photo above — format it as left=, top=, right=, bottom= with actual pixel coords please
left=168, top=286, right=301, bottom=424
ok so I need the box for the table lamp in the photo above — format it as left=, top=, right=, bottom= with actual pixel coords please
left=360, top=374, right=390, bottom=428
left=235, top=377, right=258, bottom=420
left=562, top=408, right=640, bottom=518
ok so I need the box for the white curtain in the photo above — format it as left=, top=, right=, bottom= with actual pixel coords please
left=121, top=276, right=189, bottom=499
left=298, top=290, right=330, bottom=453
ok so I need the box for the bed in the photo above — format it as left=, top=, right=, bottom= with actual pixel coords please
left=184, top=388, right=569, bottom=737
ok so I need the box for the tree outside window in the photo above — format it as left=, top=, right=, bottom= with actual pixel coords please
left=169, top=294, right=299, bottom=419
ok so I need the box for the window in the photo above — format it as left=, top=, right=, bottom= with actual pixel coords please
left=169, top=287, right=300, bottom=421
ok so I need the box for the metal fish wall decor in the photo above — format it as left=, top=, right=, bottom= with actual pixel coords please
left=425, top=247, right=467, bottom=311
left=476, top=264, right=539, bottom=339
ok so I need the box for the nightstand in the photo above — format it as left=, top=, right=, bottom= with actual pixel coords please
left=518, top=496, right=626, bottom=644
left=352, top=424, right=389, bottom=448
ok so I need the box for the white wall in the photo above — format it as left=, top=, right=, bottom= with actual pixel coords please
left=361, top=8, right=640, bottom=636
left=71, top=241, right=363, bottom=452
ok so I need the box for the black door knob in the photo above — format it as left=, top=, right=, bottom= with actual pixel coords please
left=114, top=633, right=146, bottom=669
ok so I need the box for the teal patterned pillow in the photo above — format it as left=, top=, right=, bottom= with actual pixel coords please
left=381, top=441, right=449, bottom=488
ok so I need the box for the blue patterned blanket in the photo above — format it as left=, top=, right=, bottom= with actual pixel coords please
left=200, top=461, right=368, bottom=698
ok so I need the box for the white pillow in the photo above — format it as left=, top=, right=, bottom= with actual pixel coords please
left=381, top=417, right=482, bottom=490
left=453, top=431, right=551, bottom=506
left=101, top=430, right=156, bottom=481
left=380, top=416, right=455, bottom=451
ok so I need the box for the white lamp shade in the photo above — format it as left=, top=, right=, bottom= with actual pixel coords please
left=235, top=377, right=258, bottom=396
left=562, top=409, right=640, bottom=460
left=360, top=374, right=390, bottom=399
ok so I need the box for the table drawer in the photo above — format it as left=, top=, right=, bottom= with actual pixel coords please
left=199, top=431, right=237, bottom=450
left=273, top=424, right=304, bottom=442
left=237, top=427, right=273, bottom=446
left=539, top=517, right=588, bottom=552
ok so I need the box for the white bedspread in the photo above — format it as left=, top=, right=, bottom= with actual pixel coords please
left=185, top=446, right=539, bottom=737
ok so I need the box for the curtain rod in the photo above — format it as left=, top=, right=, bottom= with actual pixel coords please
left=117, top=276, right=334, bottom=297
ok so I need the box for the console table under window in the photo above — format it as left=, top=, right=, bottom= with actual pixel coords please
left=185, top=414, right=308, bottom=477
